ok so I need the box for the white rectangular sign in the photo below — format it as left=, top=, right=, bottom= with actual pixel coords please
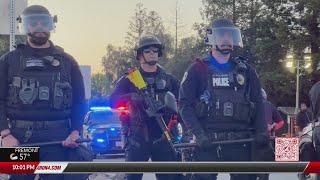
left=80, top=65, right=92, bottom=100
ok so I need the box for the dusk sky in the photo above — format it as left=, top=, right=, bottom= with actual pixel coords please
left=27, top=0, right=203, bottom=73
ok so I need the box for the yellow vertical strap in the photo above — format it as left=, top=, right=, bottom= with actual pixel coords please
left=127, top=69, right=147, bottom=90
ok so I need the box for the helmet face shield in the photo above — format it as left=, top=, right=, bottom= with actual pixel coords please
left=206, top=27, right=243, bottom=48
left=19, top=14, right=55, bottom=34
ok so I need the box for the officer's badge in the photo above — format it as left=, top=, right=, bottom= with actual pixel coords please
left=236, top=74, right=245, bottom=85
left=156, top=79, right=166, bottom=90
left=181, top=72, right=188, bottom=84
left=51, top=59, right=60, bottom=67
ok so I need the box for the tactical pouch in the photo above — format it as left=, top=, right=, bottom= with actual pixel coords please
left=19, top=78, right=38, bottom=104
left=8, top=76, right=21, bottom=105
left=53, top=82, right=72, bottom=109
left=62, top=83, right=72, bottom=108
left=38, top=86, right=50, bottom=101
left=195, top=101, right=209, bottom=119
left=223, top=102, right=233, bottom=117
left=233, top=102, right=254, bottom=123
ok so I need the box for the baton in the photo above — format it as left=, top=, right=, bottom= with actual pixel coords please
left=19, top=138, right=91, bottom=147
left=173, top=138, right=255, bottom=149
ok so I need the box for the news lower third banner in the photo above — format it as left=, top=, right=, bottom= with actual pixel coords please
left=0, top=147, right=320, bottom=174
left=2, top=138, right=318, bottom=174
left=2, top=161, right=320, bottom=174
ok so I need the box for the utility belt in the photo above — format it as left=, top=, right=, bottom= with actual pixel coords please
left=10, top=119, right=70, bottom=129
left=207, top=131, right=253, bottom=142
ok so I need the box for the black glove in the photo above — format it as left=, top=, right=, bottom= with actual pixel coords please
left=194, top=130, right=211, bottom=149
left=255, top=133, right=269, bottom=146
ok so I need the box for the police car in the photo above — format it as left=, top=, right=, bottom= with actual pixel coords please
left=83, top=106, right=124, bottom=156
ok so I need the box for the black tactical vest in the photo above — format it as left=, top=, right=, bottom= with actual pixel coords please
left=6, top=45, right=73, bottom=121
left=124, top=68, right=175, bottom=140
left=197, top=58, right=255, bottom=131
left=142, top=67, right=173, bottom=103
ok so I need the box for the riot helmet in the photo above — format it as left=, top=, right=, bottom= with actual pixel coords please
left=205, top=18, right=243, bottom=55
left=17, top=5, right=57, bottom=45
left=135, top=35, right=164, bottom=61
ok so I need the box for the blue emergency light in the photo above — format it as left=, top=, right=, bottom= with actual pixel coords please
left=90, top=106, right=112, bottom=112
left=96, top=138, right=105, bottom=143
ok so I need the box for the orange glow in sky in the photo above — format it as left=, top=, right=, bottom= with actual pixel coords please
left=27, top=0, right=202, bottom=73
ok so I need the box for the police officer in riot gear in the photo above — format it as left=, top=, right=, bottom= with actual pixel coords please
left=253, top=89, right=284, bottom=180
left=0, top=5, right=90, bottom=180
left=297, top=111, right=316, bottom=162
left=110, top=35, right=181, bottom=180
left=296, top=81, right=320, bottom=180
left=179, top=18, right=267, bottom=180
left=309, top=82, right=320, bottom=161
left=261, top=88, right=284, bottom=137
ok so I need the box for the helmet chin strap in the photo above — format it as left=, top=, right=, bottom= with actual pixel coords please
left=28, top=32, right=50, bottom=46
left=215, top=45, right=232, bottom=55
left=144, top=61, right=158, bottom=66
left=141, top=55, right=158, bottom=66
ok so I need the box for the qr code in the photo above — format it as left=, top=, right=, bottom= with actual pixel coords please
left=275, top=137, right=299, bottom=162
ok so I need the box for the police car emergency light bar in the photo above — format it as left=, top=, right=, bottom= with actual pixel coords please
left=0, top=162, right=320, bottom=174
left=89, top=106, right=112, bottom=112
left=89, top=105, right=129, bottom=114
